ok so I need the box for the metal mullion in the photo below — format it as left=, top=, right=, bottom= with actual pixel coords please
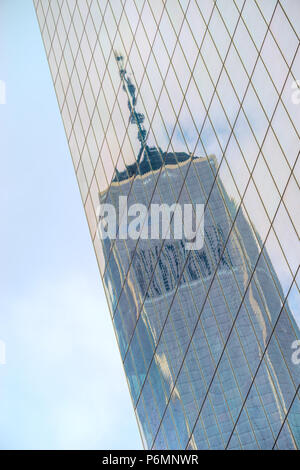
left=129, top=0, right=276, bottom=326
left=206, top=0, right=300, bottom=185
left=119, top=9, right=274, bottom=442
left=58, top=0, right=152, bottom=449
left=53, top=32, right=74, bottom=100
left=253, top=0, right=299, bottom=83
left=80, top=0, right=158, bottom=216
left=152, top=0, right=292, bottom=400
left=93, top=0, right=191, bottom=327
left=35, top=0, right=46, bottom=33
left=116, top=2, right=298, bottom=436
left=103, top=1, right=224, bottom=448
left=40, top=0, right=53, bottom=46
left=38, top=1, right=87, bottom=183
left=43, top=3, right=150, bottom=417
left=46, top=0, right=63, bottom=70
left=48, top=0, right=65, bottom=59
left=162, top=0, right=285, bottom=310
left=179, top=3, right=300, bottom=257
left=44, top=15, right=85, bottom=182
left=278, top=0, right=300, bottom=40
left=58, top=0, right=109, bottom=173
left=130, top=0, right=252, bottom=428
left=116, top=0, right=219, bottom=367
left=52, top=1, right=82, bottom=106
left=150, top=2, right=293, bottom=448
left=122, top=1, right=248, bottom=402
left=94, top=123, right=193, bottom=449
left=67, top=0, right=140, bottom=211
left=85, top=2, right=180, bottom=392
left=34, top=0, right=148, bottom=450
left=231, top=0, right=299, bottom=141
left=49, top=0, right=104, bottom=196
left=113, top=0, right=240, bottom=321
left=34, top=2, right=76, bottom=158
left=37, top=0, right=65, bottom=89
left=270, top=197, right=300, bottom=277
left=149, top=0, right=290, bottom=448
left=187, top=152, right=299, bottom=449
left=86, top=29, right=180, bottom=362
left=93, top=0, right=157, bottom=207
left=226, top=266, right=300, bottom=450
left=281, top=171, right=300, bottom=239
left=272, top=386, right=300, bottom=449
left=101, top=0, right=195, bottom=300
left=35, top=0, right=300, bottom=450
left=83, top=0, right=135, bottom=192
left=199, top=0, right=300, bottom=204
left=182, top=159, right=300, bottom=447
left=101, top=1, right=220, bottom=298
left=64, top=3, right=103, bottom=205
left=185, top=38, right=300, bottom=441
left=90, top=3, right=196, bottom=446
left=87, top=3, right=166, bottom=444
left=176, top=0, right=300, bottom=296
left=188, top=0, right=300, bottom=240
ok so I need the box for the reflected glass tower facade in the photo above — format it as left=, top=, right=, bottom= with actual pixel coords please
left=34, top=0, right=300, bottom=449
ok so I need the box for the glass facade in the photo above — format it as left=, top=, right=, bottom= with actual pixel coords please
left=34, top=0, right=300, bottom=449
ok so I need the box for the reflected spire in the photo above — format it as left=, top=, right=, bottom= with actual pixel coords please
left=113, top=52, right=192, bottom=183
left=115, top=52, right=147, bottom=163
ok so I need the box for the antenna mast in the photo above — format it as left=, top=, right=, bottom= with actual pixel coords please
left=115, top=52, right=147, bottom=163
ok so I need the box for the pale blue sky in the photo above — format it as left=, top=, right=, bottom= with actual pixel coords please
left=0, top=0, right=141, bottom=449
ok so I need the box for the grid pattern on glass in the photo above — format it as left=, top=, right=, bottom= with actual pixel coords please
left=34, top=0, right=300, bottom=450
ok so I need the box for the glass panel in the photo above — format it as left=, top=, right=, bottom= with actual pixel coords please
left=35, top=0, right=300, bottom=450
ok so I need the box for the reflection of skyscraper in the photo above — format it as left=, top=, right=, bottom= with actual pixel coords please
left=102, top=148, right=300, bottom=449
left=34, top=0, right=300, bottom=449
